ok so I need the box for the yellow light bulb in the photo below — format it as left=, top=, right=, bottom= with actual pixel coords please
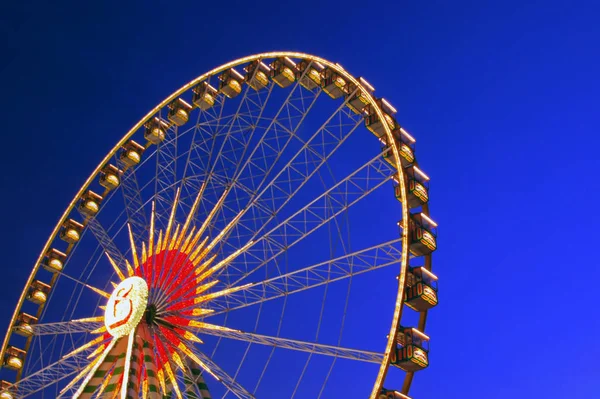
left=177, top=108, right=188, bottom=120
left=400, top=144, right=414, bottom=162
left=309, top=69, right=321, bottom=83
left=106, top=174, right=119, bottom=187
left=152, top=128, right=165, bottom=141
left=7, top=357, right=23, bottom=370
left=282, top=67, right=294, bottom=80
left=384, top=114, right=395, bottom=129
left=66, top=229, right=80, bottom=242
left=32, top=290, right=47, bottom=303
left=127, top=150, right=140, bottom=164
left=18, top=324, right=33, bottom=335
left=49, top=258, right=63, bottom=271
left=203, top=93, right=214, bottom=105
left=256, top=71, right=268, bottom=85
left=85, top=200, right=99, bottom=214
left=229, top=79, right=241, bottom=92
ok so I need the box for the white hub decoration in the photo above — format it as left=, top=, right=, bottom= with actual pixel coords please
left=104, top=276, right=148, bottom=337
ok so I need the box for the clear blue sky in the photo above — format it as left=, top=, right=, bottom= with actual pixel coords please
left=1, top=0, right=599, bottom=398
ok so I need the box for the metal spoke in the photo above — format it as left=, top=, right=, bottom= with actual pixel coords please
left=206, top=238, right=401, bottom=316
left=117, top=158, right=149, bottom=247
left=224, top=151, right=395, bottom=285
left=152, top=79, right=275, bottom=305
left=181, top=75, right=273, bottom=211
left=210, top=92, right=361, bottom=280
left=176, top=70, right=320, bottom=278
left=79, top=212, right=128, bottom=274
left=202, top=72, right=321, bottom=225
left=199, top=328, right=384, bottom=364
left=21, top=321, right=102, bottom=336
left=12, top=350, right=91, bottom=398
left=174, top=92, right=227, bottom=218
left=153, top=117, right=180, bottom=230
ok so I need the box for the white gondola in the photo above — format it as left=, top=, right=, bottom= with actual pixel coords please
left=3, top=347, right=25, bottom=371
left=78, top=190, right=103, bottom=217
left=405, top=267, right=438, bottom=311
left=43, top=248, right=66, bottom=273
left=391, top=326, right=430, bottom=372
left=219, top=68, right=245, bottom=99
left=168, top=98, right=193, bottom=126
left=119, top=140, right=145, bottom=167
left=245, top=60, right=271, bottom=91
left=366, top=98, right=397, bottom=137
left=296, top=60, right=324, bottom=90
left=393, top=166, right=429, bottom=208
left=144, top=117, right=169, bottom=144
left=321, top=67, right=347, bottom=99
left=270, top=57, right=297, bottom=88
left=99, top=164, right=122, bottom=190
left=14, top=313, right=37, bottom=337
left=192, top=81, right=218, bottom=111
left=27, top=280, right=51, bottom=305
left=346, top=77, right=375, bottom=114
left=59, top=219, right=84, bottom=244
left=0, top=380, right=14, bottom=399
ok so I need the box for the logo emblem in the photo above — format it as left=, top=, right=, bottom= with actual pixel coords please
left=104, top=276, right=148, bottom=337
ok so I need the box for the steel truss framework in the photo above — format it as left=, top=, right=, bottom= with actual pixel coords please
left=117, top=158, right=149, bottom=249
left=0, top=52, right=436, bottom=399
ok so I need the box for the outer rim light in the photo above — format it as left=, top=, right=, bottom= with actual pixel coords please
left=104, top=277, right=148, bottom=338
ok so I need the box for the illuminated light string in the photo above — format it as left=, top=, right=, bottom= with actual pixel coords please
left=65, top=185, right=251, bottom=398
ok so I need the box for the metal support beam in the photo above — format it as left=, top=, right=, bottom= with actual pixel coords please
left=199, top=328, right=384, bottom=364
left=207, top=238, right=402, bottom=315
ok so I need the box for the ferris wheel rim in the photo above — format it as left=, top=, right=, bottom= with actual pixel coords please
left=0, top=51, right=432, bottom=399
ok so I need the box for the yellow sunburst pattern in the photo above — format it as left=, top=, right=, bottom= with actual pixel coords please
left=66, top=185, right=250, bottom=398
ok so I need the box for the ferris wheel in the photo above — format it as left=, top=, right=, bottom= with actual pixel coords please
left=0, top=52, right=439, bottom=399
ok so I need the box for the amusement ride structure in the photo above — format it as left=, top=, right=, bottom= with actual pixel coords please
left=0, top=52, right=439, bottom=399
